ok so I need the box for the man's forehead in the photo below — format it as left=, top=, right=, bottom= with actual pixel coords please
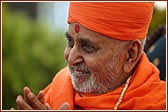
left=68, top=23, right=88, bottom=33
left=68, top=23, right=110, bottom=44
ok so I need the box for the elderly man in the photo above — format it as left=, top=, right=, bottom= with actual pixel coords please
left=13, top=2, right=166, bottom=110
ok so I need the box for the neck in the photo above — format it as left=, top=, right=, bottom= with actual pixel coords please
left=120, top=61, right=139, bottom=86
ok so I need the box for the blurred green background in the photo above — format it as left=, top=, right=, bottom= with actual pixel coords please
left=2, top=2, right=166, bottom=110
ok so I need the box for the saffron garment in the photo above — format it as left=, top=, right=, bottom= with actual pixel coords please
left=43, top=53, right=166, bottom=110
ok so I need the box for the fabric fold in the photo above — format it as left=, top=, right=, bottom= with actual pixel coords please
left=43, top=53, right=166, bottom=110
left=68, top=2, right=154, bottom=40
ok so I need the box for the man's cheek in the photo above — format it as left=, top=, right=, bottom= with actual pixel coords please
left=64, top=48, right=70, bottom=62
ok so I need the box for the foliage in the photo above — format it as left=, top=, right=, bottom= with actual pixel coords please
left=2, top=4, right=67, bottom=109
left=148, top=7, right=166, bottom=36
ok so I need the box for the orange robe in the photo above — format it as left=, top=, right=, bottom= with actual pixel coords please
left=43, top=53, right=166, bottom=110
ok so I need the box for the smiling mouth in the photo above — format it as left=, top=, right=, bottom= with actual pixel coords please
left=70, top=66, right=91, bottom=78
left=73, top=70, right=90, bottom=78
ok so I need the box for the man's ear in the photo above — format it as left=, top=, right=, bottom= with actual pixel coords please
left=123, top=39, right=142, bottom=73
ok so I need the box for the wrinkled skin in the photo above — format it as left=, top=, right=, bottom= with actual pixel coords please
left=11, top=87, right=69, bottom=110
left=12, top=22, right=142, bottom=110
left=64, top=23, right=140, bottom=94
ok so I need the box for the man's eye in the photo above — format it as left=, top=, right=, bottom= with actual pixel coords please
left=65, top=32, right=74, bottom=48
left=67, top=37, right=74, bottom=48
left=82, top=43, right=96, bottom=53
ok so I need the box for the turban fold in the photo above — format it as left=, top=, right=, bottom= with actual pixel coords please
left=68, top=2, right=154, bottom=40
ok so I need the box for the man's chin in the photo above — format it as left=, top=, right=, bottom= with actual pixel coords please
left=71, top=79, right=97, bottom=94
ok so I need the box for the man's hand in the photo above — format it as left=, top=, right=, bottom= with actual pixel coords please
left=11, top=86, right=70, bottom=110
left=58, top=102, right=70, bottom=110
left=13, top=87, right=50, bottom=110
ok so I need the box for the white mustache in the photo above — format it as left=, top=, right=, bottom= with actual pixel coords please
left=70, top=64, right=91, bottom=73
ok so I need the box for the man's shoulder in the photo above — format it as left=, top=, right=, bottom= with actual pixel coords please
left=56, top=66, right=70, bottom=76
left=124, top=79, right=166, bottom=109
left=52, top=66, right=71, bottom=82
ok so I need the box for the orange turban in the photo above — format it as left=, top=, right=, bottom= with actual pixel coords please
left=68, top=2, right=154, bottom=40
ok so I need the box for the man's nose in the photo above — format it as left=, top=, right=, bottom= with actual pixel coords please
left=68, top=46, right=83, bottom=66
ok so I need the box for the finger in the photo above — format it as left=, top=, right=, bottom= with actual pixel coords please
left=37, top=90, right=45, bottom=104
left=24, top=86, right=31, bottom=96
left=16, top=95, right=33, bottom=110
left=27, top=92, right=48, bottom=110
left=58, top=102, right=70, bottom=110
left=45, top=103, right=51, bottom=109
left=24, top=87, right=31, bottom=104
left=10, top=107, right=15, bottom=110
